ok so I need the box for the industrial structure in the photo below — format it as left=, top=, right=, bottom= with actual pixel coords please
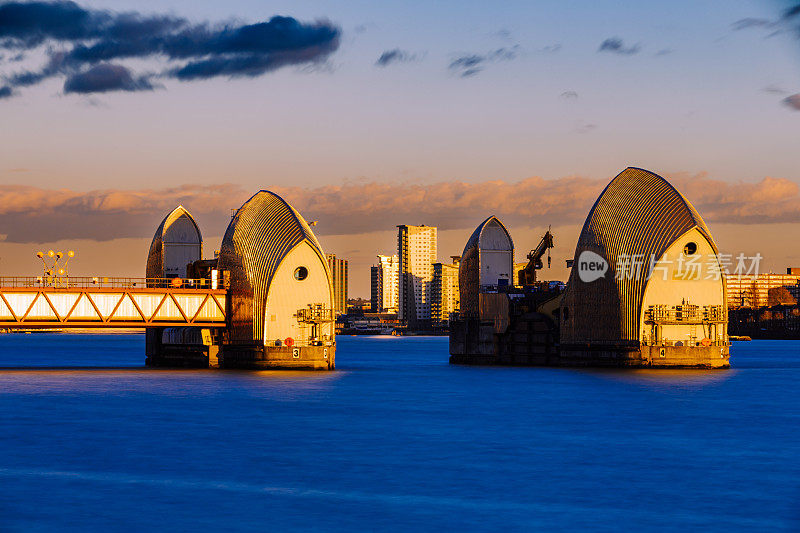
left=450, top=167, right=730, bottom=368
left=560, top=167, right=728, bottom=367
left=449, top=216, right=561, bottom=364
left=0, top=191, right=336, bottom=370
left=458, top=216, right=515, bottom=319
left=217, top=191, right=335, bottom=369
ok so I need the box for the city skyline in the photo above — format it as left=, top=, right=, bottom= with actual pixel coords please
left=1, top=0, right=800, bottom=296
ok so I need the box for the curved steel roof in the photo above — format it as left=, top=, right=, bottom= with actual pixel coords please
left=217, top=190, right=327, bottom=344
left=459, top=215, right=514, bottom=318
left=146, top=205, right=202, bottom=279
left=561, top=167, right=718, bottom=344
left=461, top=215, right=515, bottom=257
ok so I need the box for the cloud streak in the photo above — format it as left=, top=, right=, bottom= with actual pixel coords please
left=2, top=173, right=800, bottom=242
left=63, top=62, right=155, bottom=93
left=374, top=49, right=417, bottom=67
left=0, top=1, right=340, bottom=97
left=448, top=46, right=518, bottom=77
left=597, top=37, right=640, bottom=55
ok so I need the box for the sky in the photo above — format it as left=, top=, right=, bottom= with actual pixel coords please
left=1, top=0, right=799, bottom=296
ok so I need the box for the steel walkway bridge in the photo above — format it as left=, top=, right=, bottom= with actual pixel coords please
left=0, top=277, right=226, bottom=329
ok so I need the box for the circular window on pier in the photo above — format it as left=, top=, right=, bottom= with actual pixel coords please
left=683, top=242, right=697, bottom=255
left=294, top=266, right=309, bottom=281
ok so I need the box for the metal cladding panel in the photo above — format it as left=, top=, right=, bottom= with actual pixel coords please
left=146, top=206, right=203, bottom=280
left=459, top=216, right=513, bottom=318
left=217, top=190, right=327, bottom=344
left=561, top=167, right=719, bottom=345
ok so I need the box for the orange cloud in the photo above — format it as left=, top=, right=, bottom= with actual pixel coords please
left=0, top=172, right=798, bottom=243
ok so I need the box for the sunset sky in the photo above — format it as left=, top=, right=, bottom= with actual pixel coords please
left=1, top=0, right=800, bottom=296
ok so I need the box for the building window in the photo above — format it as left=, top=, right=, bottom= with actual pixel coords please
left=294, top=266, right=309, bottom=281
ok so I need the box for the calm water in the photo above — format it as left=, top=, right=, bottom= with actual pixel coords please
left=0, top=334, right=798, bottom=531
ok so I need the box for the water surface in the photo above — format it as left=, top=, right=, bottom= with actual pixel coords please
left=0, top=334, right=798, bottom=531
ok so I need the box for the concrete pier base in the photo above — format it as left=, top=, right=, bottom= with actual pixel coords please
left=219, top=345, right=335, bottom=370
left=449, top=318, right=730, bottom=368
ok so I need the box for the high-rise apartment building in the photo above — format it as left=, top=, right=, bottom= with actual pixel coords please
left=325, top=253, right=348, bottom=315
left=371, top=254, right=399, bottom=313
left=431, top=257, right=460, bottom=327
left=397, top=225, right=438, bottom=328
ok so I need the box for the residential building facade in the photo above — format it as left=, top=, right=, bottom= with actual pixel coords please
left=325, top=253, right=348, bottom=316
left=371, top=254, right=399, bottom=313
left=397, top=225, right=438, bottom=328
left=726, top=272, right=800, bottom=308
left=432, top=257, right=460, bottom=327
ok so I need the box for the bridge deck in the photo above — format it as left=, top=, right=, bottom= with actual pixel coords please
left=0, top=277, right=227, bottom=329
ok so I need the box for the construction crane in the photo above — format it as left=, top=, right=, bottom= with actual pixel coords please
left=519, top=227, right=554, bottom=287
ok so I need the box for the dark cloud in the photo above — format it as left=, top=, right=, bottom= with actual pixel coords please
left=448, top=46, right=518, bottom=77
left=784, top=4, right=800, bottom=19
left=375, top=48, right=416, bottom=67
left=63, top=63, right=155, bottom=93
left=597, top=37, right=640, bottom=55
left=783, top=93, right=800, bottom=110
left=655, top=48, right=673, bottom=56
left=540, top=44, right=561, bottom=53
left=0, top=1, right=340, bottom=97
left=0, top=84, right=12, bottom=97
left=0, top=1, right=106, bottom=48
left=560, top=90, right=578, bottom=99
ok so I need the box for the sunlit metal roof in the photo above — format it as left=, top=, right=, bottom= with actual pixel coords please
left=146, top=205, right=203, bottom=279
left=217, top=190, right=327, bottom=344
left=561, top=167, right=719, bottom=344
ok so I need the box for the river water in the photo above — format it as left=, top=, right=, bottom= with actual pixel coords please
left=0, top=334, right=797, bottom=531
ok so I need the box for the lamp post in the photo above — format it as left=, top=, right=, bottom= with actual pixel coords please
left=36, top=250, right=75, bottom=286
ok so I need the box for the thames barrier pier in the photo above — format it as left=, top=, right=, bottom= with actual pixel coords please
left=450, top=167, right=730, bottom=368
left=146, top=191, right=335, bottom=369
left=0, top=190, right=336, bottom=370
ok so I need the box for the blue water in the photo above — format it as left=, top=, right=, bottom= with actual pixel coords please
left=0, top=334, right=798, bottom=531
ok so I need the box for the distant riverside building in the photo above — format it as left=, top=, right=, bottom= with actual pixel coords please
left=432, top=257, right=461, bottom=327
left=371, top=254, right=399, bottom=313
left=726, top=272, right=800, bottom=308
left=326, top=254, right=348, bottom=316
left=397, top=225, right=438, bottom=328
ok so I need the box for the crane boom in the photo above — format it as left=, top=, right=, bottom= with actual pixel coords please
left=520, top=227, right=554, bottom=286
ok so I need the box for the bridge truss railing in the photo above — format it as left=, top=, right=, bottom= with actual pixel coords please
left=0, top=277, right=228, bottom=329
left=0, top=276, right=228, bottom=290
